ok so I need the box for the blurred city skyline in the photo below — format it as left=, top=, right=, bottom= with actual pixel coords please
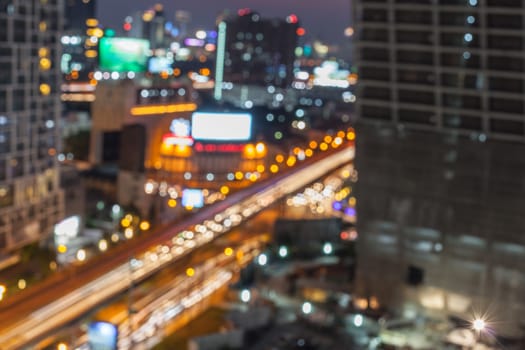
left=96, top=0, right=352, bottom=44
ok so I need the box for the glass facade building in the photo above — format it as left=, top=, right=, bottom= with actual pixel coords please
left=0, top=0, right=64, bottom=253
left=354, top=0, right=525, bottom=141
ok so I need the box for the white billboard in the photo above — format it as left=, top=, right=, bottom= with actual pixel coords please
left=191, top=112, right=252, bottom=141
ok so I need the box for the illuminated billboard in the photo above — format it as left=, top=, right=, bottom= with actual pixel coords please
left=99, top=37, right=150, bottom=72
left=191, top=112, right=252, bottom=142
left=162, top=118, right=194, bottom=146
left=148, top=56, right=173, bottom=73
left=182, top=189, right=204, bottom=208
left=313, top=61, right=350, bottom=88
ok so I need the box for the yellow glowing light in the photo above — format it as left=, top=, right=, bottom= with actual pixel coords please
left=142, top=11, right=154, bottom=22
left=185, top=205, right=194, bottom=211
left=235, top=171, right=244, bottom=180
left=124, top=228, right=133, bottom=239
left=369, top=296, right=379, bottom=309
left=337, top=131, right=346, bottom=138
left=18, top=279, right=26, bottom=290
left=98, top=239, right=108, bottom=252
left=344, top=26, right=354, bottom=37
left=275, top=154, right=284, bottom=163
left=324, top=135, right=333, bottom=144
left=120, top=218, right=131, bottom=228
left=200, top=67, right=210, bottom=76
left=168, top=199, right=177, bottom=208
left=85, top=18, right=98, bottom=27
left=319, top=142, right=329, bottom=151
left=139, top=221, right=150, bottom=231
left=347, top=131, right=356, bottom=141
left=355, top=298, right=368, bottom=310
left=174, top=145, right=191, bottom=157
left=243, top=144, right=256, bottom=159
left=85, top=49, right=98, bottom=58
left=236, top=250, right=244, bottom=260
left=92, top=28, right=104, bottom=38
left=39, top=21, right=47, bottom=32
left=57, top=244, right=67, bottom=254
left=349, top=197, right=356, bottom=206
left=270, top=164, right=279, bottom=173
left=160, top=142, right=173, bottom=154
left=249, top=173, right=258, bottom=182
left=57, top=343, right=68, bottom=350
left=256, top=164, right=265, bottom=173
left=224, top=247, right=233, bottom=256
left=286, top=156, right=297, bottom=167
left=130, top=103, right=197, bottom=116
left=39, top=58, right=51, bottom=70
left=40, top=83, right=51, bottom=95
left=309, top=141, right=318, bottom=149
left=220, top=186, right=230, bottom=195
left=38, top=47, right=49, bottom=57
left=186, top=267, right=195, bottom=277
left=305, top=149, right=313, bottom=157
left=349, top=73, right=358, bottom=85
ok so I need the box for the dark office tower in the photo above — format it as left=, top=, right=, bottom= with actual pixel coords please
left=0, top=1, right=65, bottom=255
left=218, top=10, right=299, bottom=89
left=353, top=0, right=525, bottom=338
left=65, top=0, right=96, bottom=31
left=354, top=0, right=525, bottom=142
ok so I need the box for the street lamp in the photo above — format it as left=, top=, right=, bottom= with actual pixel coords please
left=302, top=301, right=313, bottom=315
left=240, top=289, right=251, bottom=303
left=257, top=253, right=268, bottom=266
left=278, top=246, right=288, bottom=258
left=472, top=318, right=486, bottom=332
left=323, top=242, right=333, bottom=255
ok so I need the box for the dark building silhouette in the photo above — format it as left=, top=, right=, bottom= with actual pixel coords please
left=65, top=0, right=96, bottom=31
left=219, top=10, right=299, bottom=88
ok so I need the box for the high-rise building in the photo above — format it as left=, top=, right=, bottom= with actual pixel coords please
left=354, top=0, right=525, bottom=142
left=127, top=4, right=166, bottom=50
left=0, top=1, right=65, bottom=255
left=353, top=0, right=525, bottom=337
left=64, top=0, right=96, bottom=31
left=61, top=0, right=98, bottom=83
left=216, top=10, right=299, bottom=92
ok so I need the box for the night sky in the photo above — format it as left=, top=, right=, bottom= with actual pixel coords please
left=96, top=0, right=351, bottom=44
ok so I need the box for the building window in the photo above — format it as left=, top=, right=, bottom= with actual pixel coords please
left=490, top=119, right=524, bottom=135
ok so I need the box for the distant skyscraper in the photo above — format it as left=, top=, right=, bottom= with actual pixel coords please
left=0, top=1, right=64, bottom=254
left=354, top=0, right=525, bottom=142
left=216, top=10, right=299, bottom=92
left=65, top=0, right=96, bottom=31
left=127, top=4, right=166, bottom=50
